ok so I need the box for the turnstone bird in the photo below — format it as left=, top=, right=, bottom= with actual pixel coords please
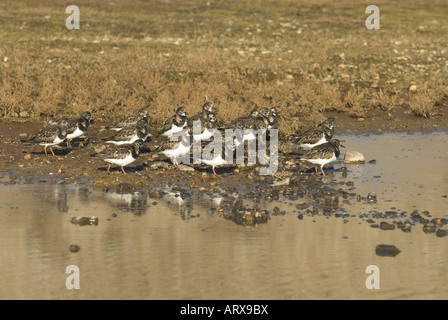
left=159, top=106, right=189, bottom=137
left=108, top=108, right=149, bottom=131
left=157, top=127, right=192, bottom=167
left=192, top=112, right=218, bottom=142
left=198, top=140, right=234, bottom=175
left=287, top=121, right=333, bottom=151
left=21, top=125, right=67, bottom=156
left=300, top=139, right=343, bottom=177
left=187, top=102, right=215, bottom=127
left=48, top=111, right=93, bottom=147
left=91, top=140, right=145, bottom=174
left=316, top=117, right=335, bottom=132
left=225, top=108, right=259, bottom=129
left=224, top=108, right=268, bottom=142
left=267, top=107, right=279, bottom=130
left=104, top=119, right=150, bottom=145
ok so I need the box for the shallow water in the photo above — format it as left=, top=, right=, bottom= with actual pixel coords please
left=0, top=132, right=447, bottom=300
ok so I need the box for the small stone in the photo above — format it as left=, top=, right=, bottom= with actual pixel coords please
left=422, top=224, right=436, bottom=234
left=409, top=84, right=417, bottom=92
left=178, top=164, right=195, bottom=172
left=367, top=192, right=377, bottom=203
left=375, top=244, right=400, bottom=257
left=150, top=161, right=170, bottom=169
left=272, top=177, right=290, bottom=187
left=379, top=221, right=396, bottom=231
left=71, top=216, right=99, bottom=226
left=68, top=245, right=81, bottom=253
left=24, top=154, right=32, bottom=160
left=435, top=229, right=448, bottom=238
left=344, top=150, right=365, bottom=164
left=19, top=111, right=30, bottom=118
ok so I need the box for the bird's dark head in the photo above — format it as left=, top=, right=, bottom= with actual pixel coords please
left=81, top=112, right=92, bottom=120
left=133, top=139, right=145, bottom=150
left=207, top=112, right=217, bottom=123
left=330, top=139, right=344, bottom=149
left=258, top=108, right=270, bottom=118
left=203, top=102, right=215, bottom=113
left=176, top=106, right=188, bottom=117
left=137, top=108, right=149, bottom=117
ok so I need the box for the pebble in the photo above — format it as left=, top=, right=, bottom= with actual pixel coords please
left=150, top=161, right=170, bottom=169
left=68, top=245, right=81, bottom=253
left=178, top=165, right=195, bottom=172
left=435, top=229, right=448, bottom=238
left=379, top=221, right=396, bottom=230
left=422, top=223, right=436, bottom=234
left=375, top=244, right=400, bottom=257
left=367, top=193, right=377, bottom=203
left=344, top=150, right=365, bottom=164
left=71, top=216, right=99, bottom=226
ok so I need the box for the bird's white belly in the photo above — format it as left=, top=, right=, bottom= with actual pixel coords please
left=194, top=128, right=216, bottom=141
left=306, top=154, right=336, bottom=167
left=67, top=127, right=84, bottom=140
left=105, top=154, right=136, bottom=166
left=107, top=134, right=139, bottom=145
left=201, top=155, right=227, bottom=167
left=162, top=125, right=184, bottom=137
left=162, top=143, right=191, bottom=159
left=301, top=135, right=326, bottom=149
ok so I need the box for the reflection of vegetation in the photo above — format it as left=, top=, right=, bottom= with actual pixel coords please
left=0, top=0, right=447, bottom=130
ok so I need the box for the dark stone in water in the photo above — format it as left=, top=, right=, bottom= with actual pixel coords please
left=436, top=229, right=448, bottom=238
left=368, top=159, right=377, bottom=164
left=71, top=216, right=99, bottom=226
left=399, top=223, right=412, bottom=233
left=367, top=193, right=377, bottom=203
left=297, top=214, right=304, bottom=220
left=422, top=224, right=436, bottom=234
left=379, top=221, right=396, bottom=231
left=68, top=244, right=81, bottom=253
left=295, top=203, right=309, bottom=210
left=376, top=244, right=400, bottom=257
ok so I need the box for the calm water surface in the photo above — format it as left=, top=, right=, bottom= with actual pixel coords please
left=0, top=132, right=447, bottom=300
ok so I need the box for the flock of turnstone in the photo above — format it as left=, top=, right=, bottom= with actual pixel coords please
left=21, top=102, right=343, bottom=176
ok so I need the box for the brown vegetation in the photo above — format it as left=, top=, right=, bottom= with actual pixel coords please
left=0, top=0, right=447, bottom=135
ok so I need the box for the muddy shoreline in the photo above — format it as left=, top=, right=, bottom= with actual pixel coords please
left=0, top=107, right=447, bottom=190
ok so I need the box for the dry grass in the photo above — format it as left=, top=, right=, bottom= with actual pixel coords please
left=0, top=0, right=447, bottom=135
